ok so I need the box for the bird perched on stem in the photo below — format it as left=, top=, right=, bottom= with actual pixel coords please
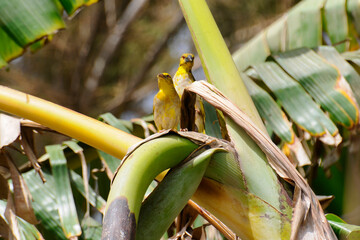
left=153, top=73, right=181, bottom=131
left=173, top=53, right=205, bottom=133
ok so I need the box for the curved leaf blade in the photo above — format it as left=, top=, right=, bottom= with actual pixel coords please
left=137, top=148, right=215, bottom=240
left=326, top=214, right=360, bottom=240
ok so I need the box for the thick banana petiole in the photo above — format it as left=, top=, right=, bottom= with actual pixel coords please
left=136, top=148, right=222, bottom=240
left=102, top=135, right=198, bottom=240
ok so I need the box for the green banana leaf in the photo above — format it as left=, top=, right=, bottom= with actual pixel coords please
left=0, top=0, right=98, bottom=68
left=274, top=48, right=357, bottom=128
left=23, top=165, right=105, bottom=239
left=97, top=113, right=132, bottom=175
left=22, top=170, right=67, bottom=239
left=326, top=214, right=360, bottom=240
left=46, top=144, right=82, bottom=238
left=242, top=73, right=294, bottom=144
left=242, top=46, right=360, bottom=149
left=232, top=0, right=360, bottom=71
left=316, top=46, right=360, bottom=105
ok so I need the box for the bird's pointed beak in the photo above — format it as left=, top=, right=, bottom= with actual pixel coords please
left=185, top=55, right=194, bottom=62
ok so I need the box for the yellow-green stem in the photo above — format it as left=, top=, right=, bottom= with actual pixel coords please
left=0, top=85, right=140, bottom=159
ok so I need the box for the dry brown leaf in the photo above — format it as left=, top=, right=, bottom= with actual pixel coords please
left=0, top=172, right=8, bottom=200
left=180, top=89, right=196, bottom=131
left=4, top=153, right=38, bottom=224
left=5, top=191, right=20, bottom=240
left=184, top=81, right=336, bottom=240
left=205, top=225, right=225, bottom=240
left=0, top=169, right=10, bottom=239
left=192, top=225, right=206, bottom=240
left=317, top=195, right=335, bottom=210
left=20, top=134, right=46, bottom=183
left=285, top=136, right=311, bottom=167
left=0, top=114, right=20, bottom=149
left=176, top=204, right=198, bottom=233
left=0, top=214, right=10, bottom=239
left=169, top=221, right=192, bottom=240
left=319, top=129, right=342, bottom=146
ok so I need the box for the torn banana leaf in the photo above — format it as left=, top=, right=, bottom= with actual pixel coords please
left=242, top=74, right=310, bottom=166
left=0, top=28, right=23, bottom=67
left=0, top=0, right=64, bottom=47
left=273, top=48, right=358, bottom=129
left=286, top=0, right=324, bottom=51
left=23, top=168, right=104, bottom=239
left=250, top=62, right=341, bottom=145
left=242, top=74, right=293, bottom=143
left=233, top=0, right=325, bottom=71
left=316, top=46, right=360, bottom=106
left=232, top=0, right=360, bottom=72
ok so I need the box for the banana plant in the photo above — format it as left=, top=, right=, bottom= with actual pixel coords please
left=0, top=0, right=360, bottom=239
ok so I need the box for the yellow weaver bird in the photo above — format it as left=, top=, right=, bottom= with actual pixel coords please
left=153, top=73, right=181, bottom=131
left=173, top=53, right=205, bottom=133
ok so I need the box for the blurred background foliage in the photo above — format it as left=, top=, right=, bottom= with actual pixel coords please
left=0, top=0, right=299, bottom=120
